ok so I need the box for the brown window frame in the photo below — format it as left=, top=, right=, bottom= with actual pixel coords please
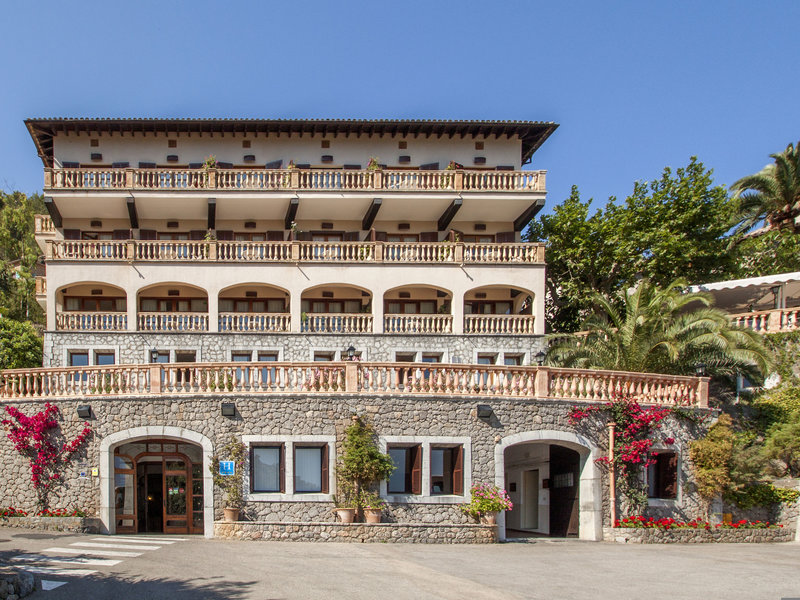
left=293, top=444, right=329, bottom=494
left=64, top=296, right=127, bottom=312
left=250, top=443, right=285, bottom=493
left=648, top=451, right=678, bottom=499
left=430, top=445, right=464, bottom=496
left=218, top=297, right=287, bottom=313
left=139, top=297, right=209, bottom=313
left=387, top=444, right=422, bottom=495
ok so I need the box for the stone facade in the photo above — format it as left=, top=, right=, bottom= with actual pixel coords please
left=0, top=516, right=102, bottom=534
left=43, top=331, right=547, bottom=368
left=604, top=526, right=793, bottom=543
left=213, top=521, right=497, bottom=543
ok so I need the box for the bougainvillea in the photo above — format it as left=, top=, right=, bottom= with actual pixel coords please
left=569, top=396, right=686, bottom=514
left=2, top=403, right=92, bottom=509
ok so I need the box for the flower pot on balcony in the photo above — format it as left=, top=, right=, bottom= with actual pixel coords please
left=364, top=509, right=382, bottom=524
left=223, top=507, right=240, bottom=522
left=334, top=508, right=356, bottom=524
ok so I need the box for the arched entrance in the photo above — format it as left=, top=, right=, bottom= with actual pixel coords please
left=100, top=427, right=214, bottom=538
left=495, top=431, right=603, bottom=541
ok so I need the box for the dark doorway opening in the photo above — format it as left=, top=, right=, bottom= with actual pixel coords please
left=549, top=445, right=580, bottom=537
left=137, top=462, right=164, bottom=533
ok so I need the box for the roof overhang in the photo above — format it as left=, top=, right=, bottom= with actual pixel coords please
left=24, top=118, right=559, bottom=168
left=689, top=272, right=800, bottom=312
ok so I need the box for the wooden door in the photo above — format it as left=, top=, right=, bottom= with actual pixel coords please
left=549, top=445, right=580, bottom=537
left=162, top=457, right=190, bottom=534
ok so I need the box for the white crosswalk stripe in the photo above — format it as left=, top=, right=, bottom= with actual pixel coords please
left=71, top=541, right=162, bottom=551
left=90, top=537, right=176, bottom=545
left=111, top=536, right=187, bottom=542
left=12, top=553, right=121, bottom=566
left=44, top=546, right=142, bottom=557
left=21, top=566, right=99, bottom=577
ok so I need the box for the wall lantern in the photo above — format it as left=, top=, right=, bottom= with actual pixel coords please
left=150, top=349, right=160, bottom=363
left=221, top=403, right=236, bottom=417
left=534, top=350, right=547, bottom=366
left=694, top=363, right=707, bottom=377
left=346, top=345, right=356, bottom=361
left=76, top=405, right=92, bottom=419
left=476, top=404, right=493, bottom=422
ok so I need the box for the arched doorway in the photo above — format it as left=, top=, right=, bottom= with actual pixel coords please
left=495, top=431, right=603, bottom=541
left=100, top=427, right=213, bottom=537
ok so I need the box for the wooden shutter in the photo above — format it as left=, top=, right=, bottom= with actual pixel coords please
left=320, top=444, right=329, bottom=494
left=267, top=230, right=284, bottom=241
left=189, top=230, right=206, bottom=241
left=420, top=232, right=438, bottom=242
left=452, top=446, right=464, bottom=495
left=63, top=229, right=80, bottom=240
left=660, top=453, right=678, bottom=499
left=216, top=230, right=234, bottom=241
left=411, top=445, right=422, bottom=494
left=496, top=231, right=516, bottom=243
left=279, top=444, right=285, bottom=493
left=112, top=229, right=131, bottom=240
left=139, top=229, right=157, bottom=240
left=344, top=231, right=359, bottom=241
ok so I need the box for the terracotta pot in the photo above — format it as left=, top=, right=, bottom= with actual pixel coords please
left=335, top=508, right=356, bottom=523
left=364, top=509, right=382, bottom=524
left=480, top=511, right=498, bottom=525
left=223, top=507, right=240, bottom=522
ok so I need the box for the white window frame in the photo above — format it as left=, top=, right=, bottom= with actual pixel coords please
left=472, top=349, right=528, bottom=366
left=141, top=347, right=202, bottom=363
left=646, top=444, right=682, bottom=507
left=242, top=435, right=335, bottom=502
left=379, top=436, right=471, bottom=504
left=65, top=346, right=121, bottom=366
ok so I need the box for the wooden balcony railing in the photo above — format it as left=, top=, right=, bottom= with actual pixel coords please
left=383, top=314, right=453, bottom=334
left=218, top=312, right=291, bottom=332
left=44, top=239, right=545, bottom=265
left=137, top=312, right=208, bottom=332
left=56, top=312, right=127, bottom=331
left=44, top=167, right=545, bottom=193
left=729, top=308, right=800, bottom=334
left=300, top=313, right=373, bottom=334
left=0, top=362, right=709, bottom=407
left=464, top=315, right=536, bottom=335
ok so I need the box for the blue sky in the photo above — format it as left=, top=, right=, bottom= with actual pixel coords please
left=1, top=0, right=798, bottom=213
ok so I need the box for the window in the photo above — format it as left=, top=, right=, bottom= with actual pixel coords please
left=294, top=445, right=329, bottom=493
left=232, top=352, right=252, bottom=362
left=95, top=351, right=115, bottom=366
left=385, top=300, right=436, bottom=314
left=503, top=354, right=523, bottom=366
left=430, top=446, right=464, bottom=495
left=313, top=351, right=335, bottom=362
left=150, top=351, right=170, bottom=363
left=648, top=452, right=678, bottom=499
left=387, top=445, right=422, bottom=494
left=258, top=351, right=279, bottom=385
left=421, top=353, right=441, bottom=363
left=477, top=353, right=497, bottom=365
left=251, top=445, right=284, bottom=493
left=69, top=351, right=89, bottom=367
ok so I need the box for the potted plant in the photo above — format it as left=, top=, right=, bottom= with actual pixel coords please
left=461, top=483, right=513, bottom=525
left=361, top=491, right=384, bottom=523
left=336, top=415, right=394, bottom=522
left=210, top=436, right=245, bottom=522
left=332, top=480, right=357, bottom=523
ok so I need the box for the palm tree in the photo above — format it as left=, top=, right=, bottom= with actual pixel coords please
left=730, top=142, right=800, bottom=236
left=546, top=279, right=772, bottom=380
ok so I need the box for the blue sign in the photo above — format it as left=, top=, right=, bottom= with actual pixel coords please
left=219, top=461, right=235, bottom=476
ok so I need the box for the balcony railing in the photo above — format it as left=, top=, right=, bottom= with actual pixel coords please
left=0, top=362, right=709, bottom=407
left=44, top=167, right=545, bottom=193
left=35, top=215, right=56, bottom=235
left=464, top=315, right=536, bottom=335
left=300, top=313, right=373, bottom=334
left=56, top=312, right=127, bottom=331
left=730, top=308, right=800, bottom=334
left=45, top=239, right=545, bottom=265
left=218, top=312, right=291, bottom=332
left=383, top=314, right=453, bottom=334
left=137, top=312, right=209, bottom=332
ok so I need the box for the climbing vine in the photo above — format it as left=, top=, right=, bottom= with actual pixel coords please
left=2, top=403, right=92, bottom=509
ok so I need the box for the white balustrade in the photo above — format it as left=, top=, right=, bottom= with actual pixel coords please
left=56, top=312, right=127, bottom=331
left=218, top=312, right=290, bottom=332
left=300, top=313, right=373, bottom=333
left=383, top=314, right=453, bottom=334
left=137, top=312, right=208, bottom=332
left=464, top=315, right=535, bottom=335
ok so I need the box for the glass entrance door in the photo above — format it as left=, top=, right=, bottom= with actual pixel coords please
left=163, top=458, right=189, bottom=534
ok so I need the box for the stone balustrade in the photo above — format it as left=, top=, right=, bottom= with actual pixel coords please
left=729, top=308, right=800, bottom=334
left=56, top=311, right=127, bottom=331
left=464, top=314, right=535, bottom=335
left=44, top=167, right=546, bottom=193
left=34, top=214, right=56, bottom=235
left=218, top=312, right=291, bottom=332
left=383, top=314, right=453, bottom=334
left=0, top=362, right=709, bottom=407
left=137, top=311, right=209, bottom=332
left=43, top=239, right=544, bottom=265
left=300, top=313, right=374, bottom=334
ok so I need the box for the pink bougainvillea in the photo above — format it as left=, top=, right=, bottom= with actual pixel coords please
left=2, top=403, right=92, bottom=509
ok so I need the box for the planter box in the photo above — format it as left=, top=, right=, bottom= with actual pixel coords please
left=604, top=527, right=793, bottom=544
left=1, top=516, right=102, bottom=534
left=214, top=521, right=497, bottom=544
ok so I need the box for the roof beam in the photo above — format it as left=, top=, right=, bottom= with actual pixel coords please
left=438, top=198, right=462, bottom=232
left=284, top=197, right=299, bottom=230
left=514, top=198, right=546, bottom=231
left=361, top=198, right=382, bottom=231
left=44, top=197, right=62, bottom=228
left=126, top=196, right=139, bottom=229
left=207, top=198, right=216, bottom=230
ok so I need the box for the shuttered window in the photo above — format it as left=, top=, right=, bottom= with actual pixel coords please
left=430, top=446, right=464, bottom=495
left=647, top=452, right=678, bottom=499
left=388, top=445, right=422, bottom=494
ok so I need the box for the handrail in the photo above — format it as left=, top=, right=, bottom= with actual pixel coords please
left=729, top=308, right=800, bottom=334
left=0, top=362, right=709, bottom=407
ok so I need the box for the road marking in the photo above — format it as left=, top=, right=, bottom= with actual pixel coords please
left=41, top=580, right=67, bottom=590
left=44, top=546, right=142, bottom=558
left=12, top=554, right=121, bottom=566
left=71, top=542, right=161, bottom=551
left=91, top=537, right=175, bottom=545
left=21, top=566, right=98, bottom=577
left=111, top=536, right=187, bottom=542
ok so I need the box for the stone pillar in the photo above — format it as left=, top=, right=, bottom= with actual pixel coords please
left=207, top=292, right=219, bottom=333
left=290, top=291, right=302, bottom=333
left=452, top=289, right=464, bottom=334
left=127, top=289, right=137, bottom=332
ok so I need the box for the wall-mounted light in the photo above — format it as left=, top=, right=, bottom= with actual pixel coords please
left=476, top=404, right=493, bottom=422
left=695, top=363, right=707, bottom=377
left=346, top=346, right=356, bottom=361
left=76, top=405, right=92, bottom=419
left=150, top=349, right=160, bottom=363
left=221, top=402, right=236, bottom=417
left=534, top=351, right=547, bottom=366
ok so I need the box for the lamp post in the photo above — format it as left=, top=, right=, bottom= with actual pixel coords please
left=694, top=363, right=707, bottom=377
left=534, top=350, right=546, bottom=366
left=346, top=345, right=356, bottom=361
left=150, top=348, right=160, bottom=363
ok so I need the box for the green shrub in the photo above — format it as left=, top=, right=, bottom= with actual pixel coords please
left=727, top=483, right=800, bottom=509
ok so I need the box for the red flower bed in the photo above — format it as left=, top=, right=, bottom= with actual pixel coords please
left=36, top=508, right=87, bottom=518
left=615, top=515, right=783, bottom=530
left=1, top=506, right=28, bottom=517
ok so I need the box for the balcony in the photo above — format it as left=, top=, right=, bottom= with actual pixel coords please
left=43, top=238, right=545, bottom=265
left=43, top=167, right=546, bottom=194
left=384, top=314, right=453, bottom=334
left=56, top=311, right=127, bottom=331
left=729, top=308, right=800, bottom=334
left=218, top=312, right=290, bottom=332
left=0, top=362, right=709, bottom=407
left=137, top=312, right=209, bottom=332
left=464, top=315, right=535, bottom=335
left=300, top=314, right=373, bottom=334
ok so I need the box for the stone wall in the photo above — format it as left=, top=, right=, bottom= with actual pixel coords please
left=213, top=521, right=497, bottom=543
left=604, top=526, right=793, bottom=543
left=43, top=331, right=547, bottom=367
left=0, top=516, right=102, bottom=534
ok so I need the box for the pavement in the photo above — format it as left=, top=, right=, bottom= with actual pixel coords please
left=1, top=527, right=799, bottom=599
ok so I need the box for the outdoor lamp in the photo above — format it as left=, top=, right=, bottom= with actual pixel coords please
left=476, top=404, right=493, bottom=422
left=534, top=350, right=547, bottom=366
left=221, top=402, right=236, bottom=417
left=346, top=345, right=356, bottom=361
left=695, top=363, right=707, bottom=377
left=150, top=348, right=160, bottom=363
left=76, top=405, right=92, bottom=419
